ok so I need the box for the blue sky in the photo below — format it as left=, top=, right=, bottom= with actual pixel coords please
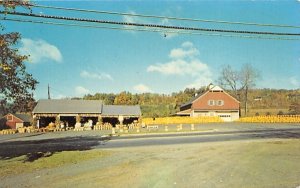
left=1, top=1, right=300, bottom=99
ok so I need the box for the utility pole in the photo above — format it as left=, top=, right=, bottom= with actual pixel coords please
left=48, top=84, right=51, bottom=99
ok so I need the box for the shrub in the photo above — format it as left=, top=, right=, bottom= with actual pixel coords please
left=277, top=111, right=284, bottom=115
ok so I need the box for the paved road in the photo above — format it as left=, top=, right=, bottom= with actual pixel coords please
left=0, top=125, right=300, bottom=160
left=97, top=127, right=300, bottom=148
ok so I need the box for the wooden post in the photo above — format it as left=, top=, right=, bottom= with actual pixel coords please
left=55, top=115, right=60, bottom=129
left=118, top=116, right=124, bottom=125
left=191, top=124, right=195, bottom=131
left=165, top=125, right=168, bottom=132
left=97, top=115, right=103, bottom=125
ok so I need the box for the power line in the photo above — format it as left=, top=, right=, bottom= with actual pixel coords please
left=2, top=11, right=300, bottom=37
left=2, top=17, right=299, bottom=41
left=32, top=4, right=300, bottom=29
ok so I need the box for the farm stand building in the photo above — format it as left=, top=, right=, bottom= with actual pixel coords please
left=32, top=99, right=141, bottom=127
left=177, top=85, right=240, bottom=122
left=1, top=113, right=32, bottom=129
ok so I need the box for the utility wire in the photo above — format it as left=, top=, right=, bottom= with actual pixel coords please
left=2, top=17, right=299, bottom=41
left=2, top=11, right=300, bottom=36
left=32, top=4, right=300, bottom=29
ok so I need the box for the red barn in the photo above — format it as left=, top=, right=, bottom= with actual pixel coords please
left=177, top=85, right=240, bottom=122
left=1, top=113, right=32, bottom=129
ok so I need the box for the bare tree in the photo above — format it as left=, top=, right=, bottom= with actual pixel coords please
left=218, top=63, right=260, bottom=116
left=239, top=64, right=260, bottom=115
left=217, top=65, right=240, bottom=97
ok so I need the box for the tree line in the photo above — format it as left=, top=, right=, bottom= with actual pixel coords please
left=81, top=88, right=300, bottom=117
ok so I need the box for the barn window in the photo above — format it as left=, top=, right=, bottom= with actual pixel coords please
left=217, top=100, right=224, bottom=106
left=7, top=115, right=13, bottom=121
left=208, top=100, right=215, bottom=106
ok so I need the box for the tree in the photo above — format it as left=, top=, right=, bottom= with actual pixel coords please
left=289, top=102, right=300, bottom=115
left=0, top=31, right=38, bottom=115
left=0, top=0, right=32, bottom=12
left=218, top=63, right=259, bottom=116
left=114, top=91, right=132, bottom=105
left=217, top=65, right=240, bottom=97
left=239, top=64, right=260, bottom=116
left=0, top=1, right=38, bottom=116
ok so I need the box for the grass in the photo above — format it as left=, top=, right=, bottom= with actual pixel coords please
left=0, top=150, right=111, bottom=177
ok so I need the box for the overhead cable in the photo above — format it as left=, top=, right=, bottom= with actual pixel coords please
left=1, top=11, right=300, bottom=36
left=1, top=17, right=299, bottom=41
left=32, top=4, right=300, bottom=29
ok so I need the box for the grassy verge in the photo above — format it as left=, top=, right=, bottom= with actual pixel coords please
left=0, top=150, right=111, bottom=177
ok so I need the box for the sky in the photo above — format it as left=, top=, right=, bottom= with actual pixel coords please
left=1, top=0, right=300, bottom=99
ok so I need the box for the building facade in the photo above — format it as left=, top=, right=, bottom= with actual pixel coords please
left=177, top=85, right=240, bottom=122
left=32, top=99, right=141, bottom=127
left=1, top=113, right=32, bottom=129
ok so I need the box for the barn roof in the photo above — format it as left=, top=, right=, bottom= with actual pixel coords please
left=33, top=99, right=103, bottom=114
left=102, top=105, right=141, bottom=116
left=13, top=114, right=32, bottom=122
left=2, top=113, right=32, bottom=122
left=180, top=85, right=239, bottom=108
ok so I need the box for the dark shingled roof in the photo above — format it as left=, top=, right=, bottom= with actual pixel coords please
left=180, top=95, right=200, bottom=108
left=13, top=114, right=32, bottom=122
left=102, top=105, right=141, bottom=116
left=33, top=99, right=103, bottom=114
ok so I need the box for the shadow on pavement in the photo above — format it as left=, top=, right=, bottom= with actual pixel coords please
left=0, top=136, right=110, bottom=162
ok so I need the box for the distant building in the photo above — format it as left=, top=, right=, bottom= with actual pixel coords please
left=32, top=99, right=141, bottom=127
left=177, top=85, right=240, bottom=122
left=1, top=113, right=32, bottom=129
left=254, top=97, right=262, bottom=101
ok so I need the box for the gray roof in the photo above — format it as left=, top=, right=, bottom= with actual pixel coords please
left=33, top=99, right=103, bottom=114
left=180, top=95, right=200, bottom=108
left=102, top=105, right=141, bottom=116
left=13, top=114, right=32, bottom=122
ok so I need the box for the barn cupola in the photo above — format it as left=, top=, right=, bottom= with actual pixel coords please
left=208, top=84, right=224, bottom=92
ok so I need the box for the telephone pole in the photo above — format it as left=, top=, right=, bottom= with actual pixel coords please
left=48, top=84, right=51, bottom=99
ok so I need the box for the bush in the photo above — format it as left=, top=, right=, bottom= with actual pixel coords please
left=277, top=111, right=284, bottom=115
left=0, top=118, right=9, bottom=130
left=265, top=112, right=271, bottom=116
left=255, top=112, right=260, bottom=116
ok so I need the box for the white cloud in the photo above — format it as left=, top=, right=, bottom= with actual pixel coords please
left=133, top=84, right=153, bottom=93
left=289, top=76, right=300, bottom=88
left=147, top=59, right=209, bottom=77
left=181, top=41, right=193, bottom=48
left=80, top=70, right=113, bottom=81
left=169, top=41, right=199, bottom=59
left=147, top=41, right=212, bottom=88
left=19, top=38, right=62, bottom=63
left=75, top=86, right=90, bottom=96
